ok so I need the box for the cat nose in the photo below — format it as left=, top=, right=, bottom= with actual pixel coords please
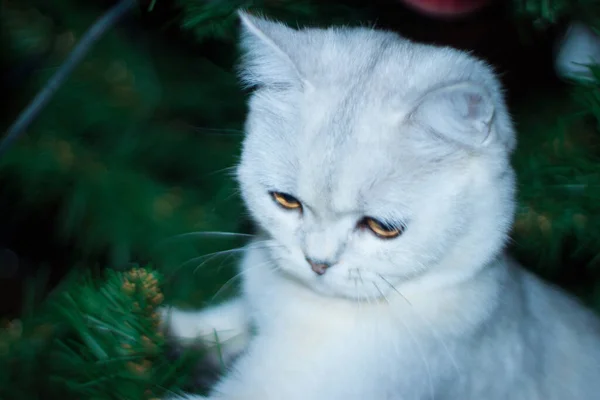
left=305, top=257, right=332, bottom=275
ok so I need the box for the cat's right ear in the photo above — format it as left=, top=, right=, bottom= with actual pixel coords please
left=237, top=11, right=309, bottom=89
left=409, top=81, right=514, bottom=151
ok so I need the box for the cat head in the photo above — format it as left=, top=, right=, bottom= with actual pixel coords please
left=235, top=12, right=516, bottom=301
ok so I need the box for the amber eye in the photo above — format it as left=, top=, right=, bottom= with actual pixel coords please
left=363, top=217, right=404, bottom=239
left=271, top=192, right=302, bottom=210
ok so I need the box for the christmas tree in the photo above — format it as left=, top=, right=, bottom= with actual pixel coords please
left=1, top=0, right=599, bottom=398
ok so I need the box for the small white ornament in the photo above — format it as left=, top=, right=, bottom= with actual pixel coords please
left=555, top=21, right=600, bottom=81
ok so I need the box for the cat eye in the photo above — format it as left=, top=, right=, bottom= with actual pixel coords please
left=362, top=217, right=404, bottom=239
left=270, top=191, right=302, bottom=210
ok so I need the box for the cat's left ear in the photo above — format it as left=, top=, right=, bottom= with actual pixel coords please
left=410, top=82, right=500, bottom=150
left=237, top=11, right=309, bottom=89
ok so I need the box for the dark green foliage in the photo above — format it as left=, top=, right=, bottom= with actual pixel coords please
left=509, top=71, right=600, bottom=304
left=1, top=0, right=245, bottom=269
left=0, top=266, right=200, bottom=400
left=512, top=0, right=600, bottom=28
left=177, top=0, right=373, bottom=41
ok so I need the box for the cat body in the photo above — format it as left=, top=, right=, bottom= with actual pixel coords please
left=164, top=12, right=600, bottom=400
left=168, top=245, right=600, bottom=400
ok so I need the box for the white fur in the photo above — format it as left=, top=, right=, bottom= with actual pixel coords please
left=165, top=12, right=600, bottom=400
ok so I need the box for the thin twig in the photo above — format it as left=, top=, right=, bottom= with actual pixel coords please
left=0, top=0, right=137, bottom=157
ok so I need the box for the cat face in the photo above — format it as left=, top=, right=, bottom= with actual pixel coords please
left=236, top=13, right=516, bottom=300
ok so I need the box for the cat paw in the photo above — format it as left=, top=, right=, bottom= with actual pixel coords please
left=160, top=306, right=236, bottom=346
left=159, top=303, right=250, bottom=365
left=159, top=306, right=209, bottom=344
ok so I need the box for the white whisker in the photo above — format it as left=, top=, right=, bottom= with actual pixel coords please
left=377, top=273, right=461, bottom=379
left=222, top=188, right=242, bottom=202
left=166, top=240, right=280, bottom=277
left=157, top=231, right=254, bottom=251
left=372, top=281, right=388, bottom=304
left=209, top=260, right=275, bottom=303
left=358, top=270, right=376, bottom=307
left=205, top=165, right=239, bottom=177
left=408, top=309, right=461, bottom=378
left=371, top=281, right=434, bottom=400
left=377, top=273, right=412, bottom=306
left=351, top=269, right=362, bottom=311
left=190, top=248, right=247, bottom=274
left=192, top=240, right=284, bottom=274
left=171, top=231, right=254, bottom=240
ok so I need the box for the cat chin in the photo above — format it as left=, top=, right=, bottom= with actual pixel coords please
left=273, top=260, right=399, bottom=301
left=259, top=239, right=411, bottom=301
left=306, top=277, right=402, bottom=303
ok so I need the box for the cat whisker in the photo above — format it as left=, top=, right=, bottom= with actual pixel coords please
left=352, top=269, right=363, bottom=311
left=183, top=123, right=246, bottom=136
left=372, top=281, right=389, bottom=305
left=246, top=239, right=285, bottom=250
left=357, top=270, right=376, bottom=308
left=407, top=309, right=461, bottom=378
left=222, top=188, right=242, bottom=202
left=171, top=231, right=254, bottom=240
left=171, top=240, right=280, bottom=275
left=205, top=165, right=239, bottom=178
left=159, top=235, right=272, bottom=281
left=213, top=249, right=244, bottom=275
left=505, top=235, right=519, bottom=246
left=210, top=260, right=275, bottom=304
left=208, top=240, right=285, bottom=274
left=376, top=273, right=412, bottom=306
left=162, top=248, right=242, bottom=280
left=382, top=250, right=431, bottom=276
left=376, top=274, right=461, bottom=379
left=157, top=231, right=254, bottom=251
left=189, top=248, right=248, bottom=274
left=372, top=280, right=435, bottom=400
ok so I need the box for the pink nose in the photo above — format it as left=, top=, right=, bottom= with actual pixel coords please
left=306, top=258, right=331, bottom=275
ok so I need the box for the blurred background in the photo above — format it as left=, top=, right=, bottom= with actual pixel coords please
left=1, top=0, right=600, bottom=398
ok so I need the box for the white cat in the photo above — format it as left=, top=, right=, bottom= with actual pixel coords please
left=163, top=11, right=600, bottom=400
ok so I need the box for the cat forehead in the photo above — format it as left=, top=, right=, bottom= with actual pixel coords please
left=243, top=71, right=451, bottom=213
left=247, top=108, right=427, bottom=215
left=297, top=152, right=414, bottom=215
left=297, top=28, right=401, bottom=85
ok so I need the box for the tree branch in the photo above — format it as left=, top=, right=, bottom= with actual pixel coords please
left=0, top=0, right=138, bottom=157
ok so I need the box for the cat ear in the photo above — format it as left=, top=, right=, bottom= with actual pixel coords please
left=410, top=82, right=497, bottom=149
left=237, top=11, right=308, bottom=89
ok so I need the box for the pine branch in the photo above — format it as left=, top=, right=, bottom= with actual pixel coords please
left=0, top=266, right=201, bottom=399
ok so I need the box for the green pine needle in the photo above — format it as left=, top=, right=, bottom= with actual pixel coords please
left=0, top=266, right=201, bottom=399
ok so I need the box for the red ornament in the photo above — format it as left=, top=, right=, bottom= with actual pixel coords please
left=399, top=0, right=493, bottom=18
